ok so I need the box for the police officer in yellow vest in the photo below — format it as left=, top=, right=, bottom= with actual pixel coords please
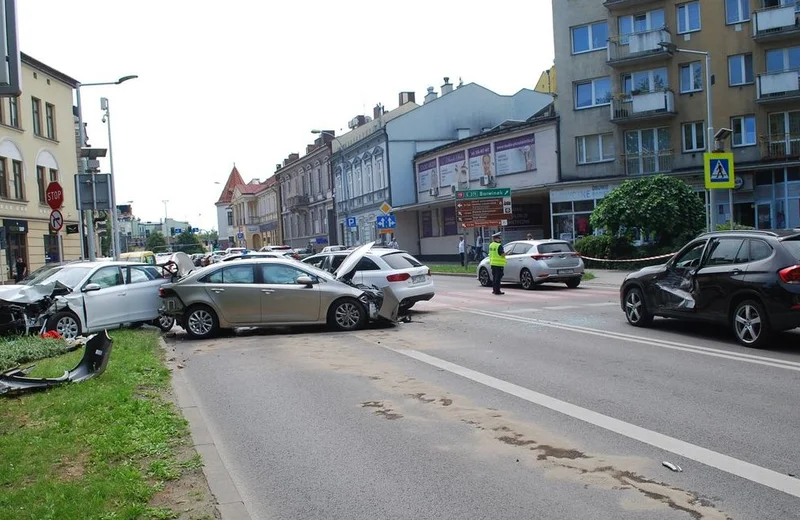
left=488, top=231, right=506, bottom=295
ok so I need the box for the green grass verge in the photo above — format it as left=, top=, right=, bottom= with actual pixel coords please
left=0, top=330, right=202, bottom=520
left=583, top=271, right=596, bottom=281
left=428, top=264, right=598, bottom=282
left=0, top=335, right=77, bottom=372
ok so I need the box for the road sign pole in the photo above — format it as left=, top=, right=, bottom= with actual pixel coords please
left=729, top=188, right=734, bottom=230
left=58, top=232, right=63, bottom=264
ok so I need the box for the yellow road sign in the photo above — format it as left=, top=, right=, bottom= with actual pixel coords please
left=704, top=152, right=734, bottom=189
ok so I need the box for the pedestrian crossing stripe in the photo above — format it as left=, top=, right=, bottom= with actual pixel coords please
left=704, top=152, right=735, bottom=189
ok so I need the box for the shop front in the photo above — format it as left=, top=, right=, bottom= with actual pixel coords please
left=3, top=218, right=28, bottom=282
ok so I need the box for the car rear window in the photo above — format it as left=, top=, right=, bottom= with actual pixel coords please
left=780, top=238, right=800, bottom=261
left=537, top=242, right=575, bottom=254
left=381, top=252, right=423, bottom=269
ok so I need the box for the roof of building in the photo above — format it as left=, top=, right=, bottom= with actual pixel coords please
left=21, top=52, right=78, bottom=88
left=215, top=166, right=245, bottom=205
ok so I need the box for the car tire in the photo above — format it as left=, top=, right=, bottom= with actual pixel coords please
left=520, top=268, right=535, bottom=290
left=46, top=311, right=82, bottom=340
left=328, top=298, right=367, bottom=331
left=478, top=267, right=491, bottom=287
left=565, top=278, right=581, bottom=289
left=153, top=315, right=176, bottom=332
left=732, top=299, right=771, bottom=348
left=184, top=305, right=219, bottom=340
left=623, top=287, right=653, bottom=327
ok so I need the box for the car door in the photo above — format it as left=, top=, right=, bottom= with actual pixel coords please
left=82, top=266, right=127, bottom=329
left=650, top=239, right=709, bottom=314
left=201, top=264, right=261, bottom=324
left=258, top=263, right=322, bottom=323
left=693, top=237, right=749, bottom=321
left=125, top=265, right=164, bottom=322
left=501, top=242, right=522, bottom=281
left=350, top=257, right=383, bottom=287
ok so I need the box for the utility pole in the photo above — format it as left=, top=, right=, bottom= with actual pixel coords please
left=162, top=200, right=169, bottom=251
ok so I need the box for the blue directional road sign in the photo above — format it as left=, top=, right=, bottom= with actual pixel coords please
left=174, top=228, right=182, bottom=234
left=346, top=216, right=357, bottom=228
left=237, top=232, right=244, bottom=239
left=192, top=227, right=199, bottom=233
left=376, top=214, right=397, bottom=229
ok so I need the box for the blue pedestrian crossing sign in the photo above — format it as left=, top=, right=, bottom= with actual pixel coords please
left=376, top=214, right=397, bottom=229
left=704, top=152, right=735, bottom=189
left=345, top=217, right=357, bottom=228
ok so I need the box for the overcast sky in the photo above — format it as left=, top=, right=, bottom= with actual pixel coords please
left=18, top=0, right=555, bottom=231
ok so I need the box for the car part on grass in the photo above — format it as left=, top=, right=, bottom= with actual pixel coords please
left=0, top=331, right=113, bottom=395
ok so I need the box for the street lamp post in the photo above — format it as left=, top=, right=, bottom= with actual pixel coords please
left=162, top=200, right=169, bottom=251
left=100, top=97, right=121, bottom=259
left=311, top=129, right=348, bottom=245
left=75, top=75, right=137, bottom=261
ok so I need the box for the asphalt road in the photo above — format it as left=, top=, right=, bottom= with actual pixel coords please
left=168, top=275, right=800, bottom=520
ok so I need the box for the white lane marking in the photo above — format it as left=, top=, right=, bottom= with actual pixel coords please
left=584, top=302, right=618, bottom=307
left=464, top=308, right=800, bottom=371
left=380, top=346, right=800, bottom=499
left=543, top=305, right=580, bottom=310
left=504, top=307, right=543, bottom=314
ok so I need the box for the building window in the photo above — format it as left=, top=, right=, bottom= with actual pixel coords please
left=226, top=210, right=233, bottom=226
left=725, top=0, right=750, bottom=24
left=37, top=165, right=47, bottom=203
left=621, top=67, right=668, bottom=95
left=624, top=127, right=672, bottom=175
left=677, top=2, right=701, bottom=34
left=0, top=157, right=7, bottom=198
left=7, top=97, right=18, bottom=128
left=575, top=77, right=611, bottom=109
left=31, top=97, right=42, bottom=136
left=571, top=21, right=608, bottom=54
left=680, top=62, right=703, bottom=93
left=12, top=160, right=23, bottom=200
left=766, top=46, right=800, bottom=74
left=731, top=115, right=756, bottom=147
left=728, top=54, right=753, bottom=86
left=576, top=133, right=615, bottom=164
left=45, top=103, right=56, bottom=140
left=682, top=122, right=706, bottom=152
left=49, top=168, right=58, bottom=182
left=618, top=9, right=665, bottom=43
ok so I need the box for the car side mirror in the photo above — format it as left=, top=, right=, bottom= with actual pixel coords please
left=296, top=275, right=316, bottom=287
left=82, top=283, right=101, bottom=292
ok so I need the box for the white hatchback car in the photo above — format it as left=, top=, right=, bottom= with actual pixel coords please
left=477, top=239, right=585, bottom=290
left=303, top=244, right=435, bottom=311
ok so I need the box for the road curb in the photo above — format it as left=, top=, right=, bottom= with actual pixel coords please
left=160, top=338, right=252, bottom=520
left=431, top=271, right=475, bottom=278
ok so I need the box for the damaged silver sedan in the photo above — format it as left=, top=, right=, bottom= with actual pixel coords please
left=159, top=242, right=400, bottom=339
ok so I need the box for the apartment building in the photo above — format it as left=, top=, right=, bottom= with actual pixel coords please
left=1, top=54, right=81, bottom=280
left=553, top=0, right=800, bottom=238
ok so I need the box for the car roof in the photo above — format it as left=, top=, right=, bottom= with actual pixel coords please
left=320, top=248, right=410, bottom=257
left=61, top=260, right=149, bottom=268
left=697, top=229, right=800, bottom=240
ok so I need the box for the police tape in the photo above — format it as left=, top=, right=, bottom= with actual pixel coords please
left=577, top=252, right=676, bottom=263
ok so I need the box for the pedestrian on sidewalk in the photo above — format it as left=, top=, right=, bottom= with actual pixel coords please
left=14, top=256, right=26, bottom=283
left=475, top=234, right=484, bottom=260
left=488, top=232, right=506, bottom=295
left=526, top=233, right=533, bottom=240
left=458, top=236, right=465, bottom=266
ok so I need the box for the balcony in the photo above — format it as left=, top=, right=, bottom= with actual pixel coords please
left=610, top=89, right=676, bottom=123
left=760, top=134, right=800, bottom=160
left=607, top=28, right=673, bottom=67
left=622, top=149, right=675, bottom=175
left=287, top=195, right=310, bottom=209
left=756, top=69, right=800, bottom=103
left=753, top=3, right=800, bottom=42
left=603, top=0, right=663, bottom=11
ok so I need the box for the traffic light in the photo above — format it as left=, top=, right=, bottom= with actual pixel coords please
left=170, top=227, right=175, bottom=235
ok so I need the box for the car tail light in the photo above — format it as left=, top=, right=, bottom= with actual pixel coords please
left=427, top=269, right=431, bottom=276
left=779, top=265, right=800, bottom=284
left=386, top=273, right=411, bottom=282
left=158, top=287, right=174, bottom=297
left=531, top=254, right=551, bottom=260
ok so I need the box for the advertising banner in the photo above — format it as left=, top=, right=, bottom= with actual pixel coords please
left=417, top=159, right=438, bottom=192
left=494, top=134, right=536, bottom=176
left=442, top=206, right=458, bottom=235
left=468, top=144, right=493, bottom=181
left=437, top=150, right=466, bottom=188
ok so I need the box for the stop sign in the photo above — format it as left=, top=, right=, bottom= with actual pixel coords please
left=46, top=182, right=64, bottom=210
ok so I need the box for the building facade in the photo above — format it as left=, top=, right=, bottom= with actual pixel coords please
left=230, top=179, right=271, bottom=249
left=535, top=65, right=557, bottom=94
left=276, top=135, right=334, bottom=251
left=552, top=0, right=800, bottom=236
left=1, top=54, right=82, bottom=280
left=215, top=166, right=244, bottom=249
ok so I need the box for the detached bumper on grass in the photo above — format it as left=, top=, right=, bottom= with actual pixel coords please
left=0, top=331, right=113, bottom=395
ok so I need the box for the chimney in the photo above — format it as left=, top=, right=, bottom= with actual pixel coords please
left=276, top=164, right=282, bottom=171
left=373, top=103, right=384, bottom=120
left=307, top=144, right=316, bottom=154
left=399, top=91, right=415, bottom=106
left=441, top=77, right=453, bottom=95
left=289, top=153, right=299, bottom=161
left=424, top=87, right=438, bottom=104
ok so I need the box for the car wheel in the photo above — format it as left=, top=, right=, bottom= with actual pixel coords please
left=478, top=268, right=491, bottom=287
left=46, top=311, right=82, bottom=340
left=624, top=287, right=653, bottom=327
left=184, top=305, right=219, bottom=340
left=732, top=299, right=771, bottom=348
left=153, top=315, right=175, bottom=332
left=520, top=268, right=535, bottom=290
left=328, top=298, right=366, bottom=331
left=565, top=278, right=581, bottom=289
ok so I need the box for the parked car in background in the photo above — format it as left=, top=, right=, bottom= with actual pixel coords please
left=260, top=245, right=300, bottom=259
left=120, top=251, right=157, bottom=265
left=221, top=252, right=283, bottom=262
left=620, top=230, right=800, bottom=348
left=159, top=243, right=398, bottom=339
left=477, top=239, right=584, bottom=290
left=321, top=245, right=347, bottom=253
left=302, top=245, right=434, bottom=312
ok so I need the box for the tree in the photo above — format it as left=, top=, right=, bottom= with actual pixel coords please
left=590, top=175, right=705, bottom=247
left=146, top=231, right=167, bottom=252
left=175, top=231, right=205, bottom=255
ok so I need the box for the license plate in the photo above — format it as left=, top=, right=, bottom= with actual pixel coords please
left=369, top=303, right=377, bottom=316
left=412, top=275, right=425, bottom=283
left=558, top=269, right=574, bottom=274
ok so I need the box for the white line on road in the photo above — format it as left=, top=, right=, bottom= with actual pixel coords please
left=379, top=346, right=800, bottom=499
left=462, top=308, right=800, bottom=372
left=503, top=307, right=543, bottom=314
left=583, top=302, right=618, bottom=307
left=542, top=305, right=580, bottom=310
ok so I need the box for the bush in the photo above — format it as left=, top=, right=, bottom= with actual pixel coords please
left=575, top=235, right=678, bottom=271
left=714, top=222, right=755, bottom=231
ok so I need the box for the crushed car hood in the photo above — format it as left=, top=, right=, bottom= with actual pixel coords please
left=0, top=281, right=71, bottom=304
left=334, top=241, right=375, bottom=282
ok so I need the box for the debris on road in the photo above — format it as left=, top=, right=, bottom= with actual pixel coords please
left=662, top=461, right=683, bottom=472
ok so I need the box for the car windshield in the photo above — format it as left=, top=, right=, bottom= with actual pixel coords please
left=25, top=265, right=94, bottom=288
